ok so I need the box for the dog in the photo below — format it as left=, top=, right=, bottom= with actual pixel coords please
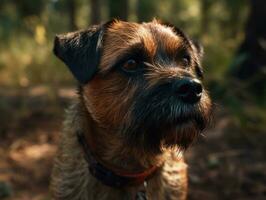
left=50, top=19, right=212, bottom=200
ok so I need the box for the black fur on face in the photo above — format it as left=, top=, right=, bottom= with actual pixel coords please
left=120, top=81, right=212, bottom=153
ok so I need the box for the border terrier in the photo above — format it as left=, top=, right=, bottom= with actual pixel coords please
left=50, top=19, right=212, bottom=200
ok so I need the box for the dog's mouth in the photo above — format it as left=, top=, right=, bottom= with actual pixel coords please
left=170, top=109, right=207, bottom=130
left=134, top=96, right=209, bottom=130
left=123, top=94, right=212, bottom=152
left=118, top=80, right=213, bottom=152
left=160, top=113, right=206, bottom=148
left=150, top=105, right=208, bottom=146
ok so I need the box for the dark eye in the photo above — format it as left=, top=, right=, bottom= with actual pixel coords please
left=121, top=59, right=138, bottom=72
left=195, top=65, right=204, bottom=79
left=181, top=55, right=190, bottom=67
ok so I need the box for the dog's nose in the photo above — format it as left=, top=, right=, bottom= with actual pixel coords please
left=174, top=78, right=203, bottom=104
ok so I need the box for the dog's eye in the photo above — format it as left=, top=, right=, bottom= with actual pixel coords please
left=121, top=59, right=138, bottom=72
left=181, top=56, right=190, bottom=67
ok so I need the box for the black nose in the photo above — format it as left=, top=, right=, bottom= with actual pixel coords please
left=174, top=78, right=203, bottom=104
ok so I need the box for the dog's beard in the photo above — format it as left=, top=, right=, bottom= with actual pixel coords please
left=121, top=85, right=212, bottom=153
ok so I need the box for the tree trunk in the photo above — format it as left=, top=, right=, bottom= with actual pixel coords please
left=108, top=0, right=128, bottom=21
left=137, top=0, right=156, bottom=22
left=68, top=0, right=77, bottom=30
left=200, top=0, right=212, bottom=36
left=232, top=0, right=266, bottom=79
left=90, top=0, right=101, bottom=24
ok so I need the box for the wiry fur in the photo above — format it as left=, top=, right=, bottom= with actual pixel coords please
left=51, top=20, right=212, bottom=200
left=50, top=102, right=188, bottom=200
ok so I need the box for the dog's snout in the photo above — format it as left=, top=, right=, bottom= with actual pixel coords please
left=173, top=78, right=202, bottom=104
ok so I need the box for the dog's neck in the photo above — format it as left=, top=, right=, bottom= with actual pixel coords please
left=78, top=101, right=166, bottom=173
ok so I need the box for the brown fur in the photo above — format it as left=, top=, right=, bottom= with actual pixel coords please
left=50, top=20, right=212, bottom=200
left=51, top=102, right=188, bottom=200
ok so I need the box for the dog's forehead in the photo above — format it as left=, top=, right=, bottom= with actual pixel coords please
left=100, top=20, right=190, bottom=71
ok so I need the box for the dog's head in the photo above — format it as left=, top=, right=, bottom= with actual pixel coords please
left=54, top=19, right=212, bottom=153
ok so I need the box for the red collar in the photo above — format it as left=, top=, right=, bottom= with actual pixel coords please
left=76, top=131, right=159, bottom=187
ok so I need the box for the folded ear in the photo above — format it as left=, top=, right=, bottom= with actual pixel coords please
left=53, top=25, right=104, bottom=84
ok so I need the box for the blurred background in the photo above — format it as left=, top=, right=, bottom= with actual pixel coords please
left=0, top=0, right=265, bottom=199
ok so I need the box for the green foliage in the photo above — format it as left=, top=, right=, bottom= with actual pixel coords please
left=108, top=0, right=128, bottom=20
left=0, top=33, right=73, bottom=87
left=137, top=0, right=157, bottom=22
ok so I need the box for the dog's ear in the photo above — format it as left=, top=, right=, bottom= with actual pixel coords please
left=53, top=25, right=104, bottom=84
